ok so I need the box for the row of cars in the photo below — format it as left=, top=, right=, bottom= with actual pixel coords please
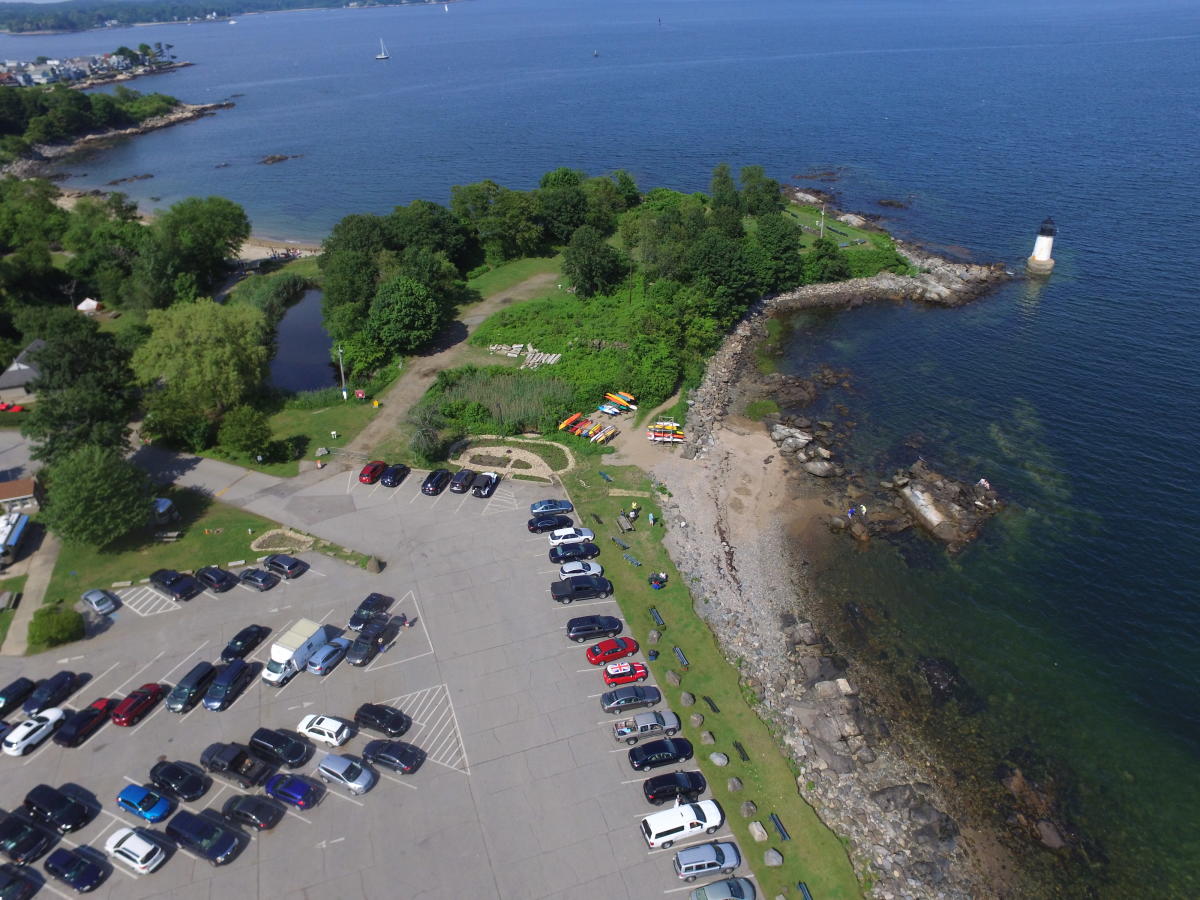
left=357, top=460, right=501, bottom=499
left=0, top=591, right=426, bottom=894
left=532, top=497, right=753, bottom=899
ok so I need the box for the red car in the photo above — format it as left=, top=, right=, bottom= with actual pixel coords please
left=358, top=461, right=387, bottom=484
left=111, top=683, right=165, bottom=727
left=586, top=638, right=639, bottom=666
left=602, top=661, right=649, bottom=687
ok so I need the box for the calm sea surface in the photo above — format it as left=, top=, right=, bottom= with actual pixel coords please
left=4, top=0, right=1198, bottom=892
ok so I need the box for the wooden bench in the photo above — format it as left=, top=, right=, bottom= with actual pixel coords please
left=0, top=591, right=13, bottom=611
left=155, top=530, right=183, bottom=543
left=616, top=514, right=634, bottom=533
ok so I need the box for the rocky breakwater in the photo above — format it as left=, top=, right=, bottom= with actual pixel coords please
left=1, top=101, right=235, bottom=179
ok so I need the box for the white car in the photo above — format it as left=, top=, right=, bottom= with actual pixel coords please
left=1, top=707, right=64, bottom=756
left=297, top=714, right=351, bottom=747
left=559, top=560, right=603, bottom=579
left=548, top=527, right=595, bottom=547
left=106, top=827, right=166, bottom=874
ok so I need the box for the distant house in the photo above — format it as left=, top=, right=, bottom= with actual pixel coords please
left=0, top=339, right=44, bottom=402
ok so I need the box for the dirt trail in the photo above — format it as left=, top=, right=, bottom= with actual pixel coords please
left=345, top=272, right=558, bottom=457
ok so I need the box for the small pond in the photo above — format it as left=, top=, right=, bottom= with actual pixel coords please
left=269, top=288, right=338, bottom=392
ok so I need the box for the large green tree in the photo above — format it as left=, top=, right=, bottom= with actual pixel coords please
left=804, top=236, right=852, bottom=283
left=365, top=275, right=442, bottom=354
left=708, top=162, right=744, bottom=238
left=150, top=196, right=250, bottom=291
left=562, top=225, right=628, bottom=298
left=132, top=299, right=269, bottom=418
left=40, top=445, right=152, bottom=548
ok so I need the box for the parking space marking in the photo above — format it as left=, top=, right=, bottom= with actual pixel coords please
left=481, top=486, right=520, bottom=515
left=306, top=568, right=328, bottom=577
left=647, top=833, right=732, bottom=856
left=82, top=660, right=122, bottom=693
left=366, top=592, right=432, bottom=672
left=118, top=585, right=180, bottom=617
left=564, top=598, right=620, bottom=608
left=19, top=737, right=57, bottom=766
left=375, top=770, right=418, bottom=791
left=383, top=683, right=469, bottom=774
left=129, top=705, right=167, bottom=735
left=310, top=780, right=364, bottom=808
left=158, top=640, right=210, bottom=682
left=34, top=878, right=73, bottom=900
left=282, top=807, right=312, bottom=825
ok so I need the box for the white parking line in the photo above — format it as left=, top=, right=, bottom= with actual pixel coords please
left=34, top=878, right=74, bottom=900
left=375, top=770, right=418, bottom=791
left=157, top=641, right=210, bottom=682
left=82, top=660, right=122, bottom=693
left=111, top=651, right=167, bottom=695
left=563, top=598, right=619, bottom=608
left=20, top=737, right=57, bottom=766
left=282, top=808, right=311, bottom=825
left=312, top=784, right=364, bottom=808
left=647, top=833, right=730, bottom=856
left=129, top=706, right=166, bottom=736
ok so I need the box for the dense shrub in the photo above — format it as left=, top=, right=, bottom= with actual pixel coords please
left=28, top=603, right=85, bottom=648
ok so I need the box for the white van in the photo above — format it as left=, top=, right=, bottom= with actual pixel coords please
left=640, top=799, right=724, bottom=849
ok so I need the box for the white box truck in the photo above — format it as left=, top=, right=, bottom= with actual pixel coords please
left=262, top=618, right=325, bottom=686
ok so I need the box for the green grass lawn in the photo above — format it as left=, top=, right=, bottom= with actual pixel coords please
left=0, top=574, right=28, bottom=648
left=569, top=461, right=863, bottom=899
left=227, top=255, right=321, bottom=304
left=786, top=203, right=879, bottom=248
left=0, top=410, right=29, bottom=428
left=41, top=488, right=282, bottom=608
left=467, top=255, right=562, bottom=297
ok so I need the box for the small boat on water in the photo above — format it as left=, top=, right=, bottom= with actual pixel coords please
left=375, top=39, right=390, bottom=60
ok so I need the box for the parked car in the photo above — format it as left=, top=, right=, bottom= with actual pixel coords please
left=674, top=840, right=742, bottom=882
left=196, top=566, right=239, bottom=593
left=346, top=619, right=398, bottom=667
left=222, top=794, right=285, bottom=831
left=297, top=714, right=351, bottom=747
left=264, top=554, right=307, bottom=579
left=549, top=542, right=601, bottom=564
left=448, top=468, right=476, bottom=493
left=421, top=469, right=451, bottom=495
left=358, top=461, right=387, bottom=484
left=639, top=799, right=724, bottom=849
left=354, top=703, right=409, bottom=737
left=203, top=660, right=254, bottom=711
left=248, top=727, right=309, bottom=768
left=22, top=785, right=89, bottom=833
left=551, top=574, right=613, bottom=603
left=43, top=846, right=105, bottom=892
left=0, top=678, right=34, bottom=718
left=115, top=785, right=172, bottom=824
left=565, top=615, right=622, bottom=643
left=200, top=743, right=271, bottom=789
left=362, top=740, right=423, bottom=774
left=0, top=815, right=51, bottom=865
left=149, top=569, right=201, bottom=602
left=0, top=864, right=34, bottom=900
left=105, top=827, right=166, bottom=875
left=148, top=761, right=208, bottom=802
left=112, top=683, right=163, bottom=726
left=470, top=471, right=499, bottom=497
left=264, top=774, right=319, bottom=810
left=559, top=560, right=603, bottom=579
left=586, top=637, right=639, bottom=665
left=54, top=697, right=114, bottom=747
left=601, top=685, right=661, bottom=714
left=348, top=593, right=393, bottom=631
left=306, top=637, right=352, bottom=676
left=238, top=568, right=279, bottom=592
left=380, top=464, right=410, bottom=487
left=548, top=527, right=594, bottom=547
left=628, top=737, right=694, bottom=771
left=165, top=810, right=239, bottom=866
left=643, top=770, right=707, bottom=806
left=221, top=625, right=269, bottom=662
left=81, top=589, right=119, bottom=615
left=2, top=709, right=64, bottom=756
left=528, top=514, right=573, bottom=534
left=166, top=663, right=216, bottom=713
left=687, top=878, right=756, bottom=900
left=317, top=754, right=376, bottom=795
left=602, top=661, right=648, bottom=686
left=23, top=671, right=77, bottom=715
left=530, top=499, right=573, bottom=515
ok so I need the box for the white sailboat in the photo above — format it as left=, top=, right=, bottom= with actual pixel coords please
left=375, top=39, right=390, bottom=60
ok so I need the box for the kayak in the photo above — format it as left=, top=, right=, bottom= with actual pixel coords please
left=605, top=393, right=637, bottom=410
left=595, top=427, right=619, bottom=444
left=615, top=391, right=637, bottom=403
left=570, top=418, right=592, bottom=434
left=558, top=413, right=582, bottom=430
left=593, top=425, right=616, bottom=442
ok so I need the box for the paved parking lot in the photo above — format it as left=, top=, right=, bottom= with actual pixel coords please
left=0, top=469, right=742, bottom=899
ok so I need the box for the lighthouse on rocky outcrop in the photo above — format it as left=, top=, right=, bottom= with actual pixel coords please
left=1026, top=217, right=1056, bottom=275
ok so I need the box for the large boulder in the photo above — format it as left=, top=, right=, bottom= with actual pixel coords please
left=804, top=459, right=838, bottom=477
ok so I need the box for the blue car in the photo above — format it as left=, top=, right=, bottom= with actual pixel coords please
left=44, top=846, right=105, bottom=892
left=530, top=499, right=573, bottom=515
left=264, top=774, right=318, bottom=810
left=116, top=785, right=172, bottom=823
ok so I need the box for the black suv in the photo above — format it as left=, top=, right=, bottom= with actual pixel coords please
left=551, top=575, right=613, bottom=604
left=347, top=619, right=399, bottom=666
left=22, top=785, right=89, bottom=834
left=628, top=738, right=694, bottom=772
left=0, top=815, right=52, bottom=865
left=448, top=469, right=476, bottom=493
left=348, top=593, right=393, bottom=631
left=380, top=464, right=410, bottom=487
left=470, top=472, right=499, bottom=498
left=222, top=795, right=284, bottom=831
left=149, top=569, right=202, bottom=602
left=149, top=760, right=208, bottom=802
left=421, top=469, right=450, bottom=495
left=549, top=542, right=601, bottom=564
left=248, top=728, right=308, bottom=768
left=354, top=703, right=409, bottom=737
left=196, top=566, right=239, bottom=593
left=565, top=615, right=622, bottom=643
left=0, top=678, right=34, bottom=718
left=263, top=554, right=306, bottom=579
left=642, top=770, right=707, bottom=806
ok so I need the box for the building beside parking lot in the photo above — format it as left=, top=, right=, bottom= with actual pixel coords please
left=0, top=476, right=40, bottom=513
left=0, top=339, right=43, bottom=402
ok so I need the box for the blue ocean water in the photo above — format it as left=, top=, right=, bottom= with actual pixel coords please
left=3, top=0, right=1198, bottom=891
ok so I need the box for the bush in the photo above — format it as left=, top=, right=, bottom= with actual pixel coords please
left=218, top=406, right=272, bottom=456
left=28, top=603, right=85, bottom=648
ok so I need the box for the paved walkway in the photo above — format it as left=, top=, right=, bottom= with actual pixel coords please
left=0, top=531, right=60, bottom=656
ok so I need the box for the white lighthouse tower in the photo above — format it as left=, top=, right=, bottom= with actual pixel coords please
left=1026, top=217, right=1056, bottom=275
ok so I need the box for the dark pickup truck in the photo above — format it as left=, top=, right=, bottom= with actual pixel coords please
left=200, top=742, right=272, bottom=789
left=551, top=575, right=613, bottom=604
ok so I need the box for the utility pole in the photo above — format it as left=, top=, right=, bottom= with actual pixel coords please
left=337, top=345, right=347, bottom=401
left=820, top=204, right=826, bottom=239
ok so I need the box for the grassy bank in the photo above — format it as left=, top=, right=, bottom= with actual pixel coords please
left=567, top=459, right=862, bottom=898
left=0, top=574, right=28, bottom=648
left=466, top=254, right=562, bottom=297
